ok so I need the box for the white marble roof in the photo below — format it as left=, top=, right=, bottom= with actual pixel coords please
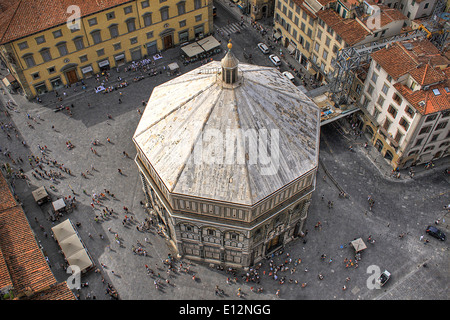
left=133, top=61, right=320, bottom=206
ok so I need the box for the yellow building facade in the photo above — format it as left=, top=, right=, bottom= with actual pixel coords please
left=0, top=0, right=212, bottom=99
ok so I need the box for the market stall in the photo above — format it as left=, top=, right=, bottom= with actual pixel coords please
left=51, top=219, right=93, bottom=273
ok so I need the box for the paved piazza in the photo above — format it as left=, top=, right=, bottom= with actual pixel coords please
left=0, top=4, right=448, bottom=302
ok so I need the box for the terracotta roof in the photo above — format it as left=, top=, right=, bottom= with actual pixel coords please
left=408, top=64, right=447, bottom=86
left=24, top=282, right=76, bottom=300
left=0, top=172, right=75, bottom=299
left=394, top=67, right=450, bottom=115
left=0, top=246, right=13, bottom=291
left=0, top=0, right=133, bottom=44
left=317, top=9, right=370, bottom=46
left=371, top=40, right=450, bottom=80
left=371, top=43, right=419, bottom=80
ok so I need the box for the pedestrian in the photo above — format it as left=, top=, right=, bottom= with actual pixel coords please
left=118, top=168, right=123, bottom=175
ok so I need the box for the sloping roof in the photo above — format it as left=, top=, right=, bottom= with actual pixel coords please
left=317, top=9, right=370, bottom=46
left=0, top=172, right=75, bottom=299
left=394, top=67, right=450, bottom=115
left=371, top=43, right=419, bottom=80
left=23, top=282, right=75, bottom=300
left=0, top=0, right=133, bottom=44
left=133, top=61, right=320, bottom=206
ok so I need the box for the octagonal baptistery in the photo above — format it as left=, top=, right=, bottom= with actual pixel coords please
left=133, top=47, right=320, bottom=268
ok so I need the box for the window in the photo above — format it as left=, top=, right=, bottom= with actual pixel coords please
left=23, top=54, right=36, bottom=68
left=314, top=42, right=320, bottom=52
left=371, top=72, right=378, bottom=84
left=48, top=66, right=56, bottom=74
left=419, top=126, right=432, bottom=135
left=146, top=31, right=154, bottom=39
left=194, top=0, right=201, bottom=10
left=113, top=42, right=122, bottom=50
left=126, top=18, right=136, bottom=32
left=143, top=13, right=152, bottom=26
left=91, top=30, right=102, bottom=44
left=405, top=106, right=414, bottom=118
left=300, top=22, right=305, bottom=32
left=432, top=88, right=441, bottom=96
left=57, top=43, right=68, bottom=56
left=399, top=117, right=409, bottom=131
left=387, top=105, right=398, bottom=118
left=130, top=37, right=138, bottom=44
left=430, top=134, right=439, bottom=142
left=141, top=0, right=149, bottom=8
left=436, top=121, right=448, bottom=130
left=304, top=41, right=310, bottom=51
left=40, top=49, right=52, bottom=62
left=96, top=48, right=105, bottom=57
left=195, top=14, right=202, bottom=22
left=442, top=111, right=450, bottom=118
left=386, top=74, right=392, bottom=82
left=177, top=1, right=186, bottom=15
left=414, top=138, right=423, bottom=147
left=383, top=117, right=392, bottom=131
left=79, top=55, right=88, bottom=63
left=124, top=6, right=133, bottom=14
left=332, top=45, right=338, bottom=54
left=109, top=25, right=119, bottom=38
left=394, top=130, right=403, bottom=143
left=160, top=7, right=169, bottom=21
left=425, top=114, right=437, bottom=122
left=106, top=12, right=115, bottom=20
left=31, top=72, right=40, bottom=80
left=377, top=95, right=385, bottom=107
left=382, top=83, right=389, bottom=94
left=367, top=84, right=374, bottom=95
left=73, top=37, right=85, bottom=50
left=18, top=41, right=28, bottom=50
left=207, top=229, right=214, bottom=236
left=322, top=50, right=328, bottom=60
left=53, top=29, right=63, bottom=38
left=373, top=107, right=380, bottom=121
left=307, top=28, right=312, bottom=38
left=88, top=18, right=98, bottom=26
left=35, top=35, right=46, bottom=44
left=325, top=36, right=330, bottom=47
left=375, top=63, right=381, bottom=71
left=392, top=93, right=402, bottom=105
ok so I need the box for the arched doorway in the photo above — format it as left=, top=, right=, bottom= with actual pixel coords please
left=364, top=125, right=374, bottom=139
left=375, top=139, right=384, bottom=152
left=384, top=150, right=394, bottom=161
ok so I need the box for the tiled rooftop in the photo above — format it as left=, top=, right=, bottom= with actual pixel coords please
left=0, top=172, right=75, bottom=299
left=394, top=66, right=450, bottom=115
left=317, top=9, right=370, bottom=46
left=0, top=0, right=133, bottom=44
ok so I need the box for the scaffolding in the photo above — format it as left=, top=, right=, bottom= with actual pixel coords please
left=328, top=0, right=449, bottom=106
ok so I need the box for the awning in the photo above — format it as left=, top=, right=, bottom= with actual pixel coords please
left=181, top=42, right=205, bottom=58
left=98, top=59, right=110, bottom=67
left=273, top=31, right=282, bottom=40
left=287, top=43, right=296, bottom=54
left=52, top=198, right=66, bottom=212
left=2, top=74, right=17, bottom=87
left=115, top=54, right=125, bottom=61
left=81, top=66, right=93, bottom=74
left=51, top=219, right=93, bottom=273
left=351, top=238, right=367, bottom=252
left=32, top=186, right=48, bottom=202
left=168, top=62, right=179, bottom=71
left=197, top=35, right=221, bottom=52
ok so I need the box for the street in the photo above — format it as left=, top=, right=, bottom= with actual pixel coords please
left=0, top=0, right=448, bottom=301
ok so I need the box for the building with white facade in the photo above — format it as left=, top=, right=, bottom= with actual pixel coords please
left=359, top=39, right=450, bottom=169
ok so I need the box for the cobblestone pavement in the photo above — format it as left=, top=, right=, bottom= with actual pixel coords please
left=0, top=9, right=448, bottom=302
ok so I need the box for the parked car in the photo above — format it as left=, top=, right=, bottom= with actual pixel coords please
left=426, top=225, right=446, bottom=241
left=282, top=71, right=295, bottom=82
left=257, top=43, right=270, bottom=54
left=376, top=270, right=391, bottom=287
left=269, top=54, right=281, bottom=66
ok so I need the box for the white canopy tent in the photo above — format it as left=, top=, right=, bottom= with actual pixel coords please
left=181, top=42, right=205, bottom=58
left=51, top=219, right=93, bottom=273
left=197, top=35, right=221, bottom=52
